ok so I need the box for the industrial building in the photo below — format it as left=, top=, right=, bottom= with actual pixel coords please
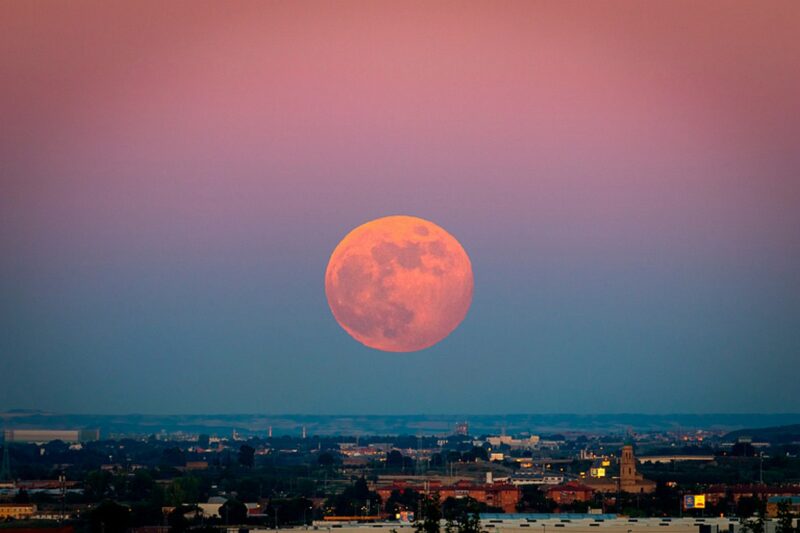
left=301, top=517, right=767, bottom=533
left=3, top=429, right=100, bottom=443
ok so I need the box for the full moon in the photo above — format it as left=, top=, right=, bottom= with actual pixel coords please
left=325, top=215, right=473, bottom=352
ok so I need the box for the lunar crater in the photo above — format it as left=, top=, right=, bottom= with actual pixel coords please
left=325, top=215, right=473, bottom=352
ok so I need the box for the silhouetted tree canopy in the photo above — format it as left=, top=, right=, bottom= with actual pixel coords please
left=220, top=498, right=248, bottom=525
left=90, top=500, right=131, bottom=533
left=416, top=495, right=442, bottom=533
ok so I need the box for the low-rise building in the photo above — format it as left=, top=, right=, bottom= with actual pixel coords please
left=375, top=480, right=521, bottom=513
left=546, top=482, right=595, bottom=504
left=767, top=496, right=800, bottom=518
left=486, top=436, right=541, bottom=450
left=0, top=503, right=37, bottom=519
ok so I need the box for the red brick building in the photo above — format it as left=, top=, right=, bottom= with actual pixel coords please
left=546, top=481, right=596, bottom=504
left=375, top=480, right=521, bottom=513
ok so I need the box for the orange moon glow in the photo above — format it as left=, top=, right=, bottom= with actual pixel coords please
left=325, top=215, right=473, bottom=352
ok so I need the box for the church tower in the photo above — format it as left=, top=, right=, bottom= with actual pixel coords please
left=620, top=445, right=636, bottom=489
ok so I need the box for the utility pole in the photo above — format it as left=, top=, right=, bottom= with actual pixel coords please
left=59, top=472, right=66, bottom=523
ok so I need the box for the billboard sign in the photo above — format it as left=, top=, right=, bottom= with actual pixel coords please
left=684, top=495, right=706, bottom=509
left=590, top=467, right=606, bottom=478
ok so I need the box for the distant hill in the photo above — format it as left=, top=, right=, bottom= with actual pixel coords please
left=723, top=424, right=800, bottom=444
left=3, top=412, right=800, bottom=438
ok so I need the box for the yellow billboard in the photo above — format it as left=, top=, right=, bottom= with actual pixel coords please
left=590, top=467, right=606, bottom=478
left=694, top=495, right=705, bottom=508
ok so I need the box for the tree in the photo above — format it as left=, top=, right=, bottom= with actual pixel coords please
left=454, top=498, right=483, bottom=533
left=324, top=478, right=381, bottom=516
left=737, top=497, right=762, bottom=519
left=442, top=497, right=484, bottom=533
left=167, top=504, right=200, bottom=533
left=386, top=488, right=420, bottom=515
left=387, top=450, right=405, bottom=468
left=89, top=500, right=131, bottom=533
left=741, top=502, right=766, bottom=533
left=416, top=495, right=442, bottom=533
left=236, top=478, right=262, bottom=502
left=516, top=486, right=556, bottom=513
left=220, top=498, right=248, bottom=525
left=267, top=497, right=315, bottom=525
left=85, top=470, right=113, bottom=500
left=128, top=469, right=156, bottom=501
left=470, top=446, right=488, bottom=462
left=776, top=500, right=795, bottom=533
left=238, top=444, right=255, bottom=468
left=161, top=447, right=186, bottom=468
left=164, top=476, right=200, bottom=507
left=353, top=476, right=371, bottom=500
left=43, top=440, right=70, bottom=457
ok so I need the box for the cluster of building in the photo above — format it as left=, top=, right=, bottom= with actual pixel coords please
left=703, top=484, right=800, bottom=505
left=582, top=445, right=656, bottom=494
left=339, top=443, right=397, bottom=467
left=537, top=445, right=657, bottom=506
left=367, top=445, right=660, bottom=514
left=374, top=479, right=521, bottom=513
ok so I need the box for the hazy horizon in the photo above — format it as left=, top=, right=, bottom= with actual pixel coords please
left=6, top=409, right=800, bottom=416
left=5, top=411, right=800, bottom=438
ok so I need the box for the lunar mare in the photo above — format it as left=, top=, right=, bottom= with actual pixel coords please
left=325, top=215, right=473, bottom=352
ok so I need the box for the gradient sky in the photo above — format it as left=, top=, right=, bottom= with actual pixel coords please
left=2, top=1, right=799, bottom=415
